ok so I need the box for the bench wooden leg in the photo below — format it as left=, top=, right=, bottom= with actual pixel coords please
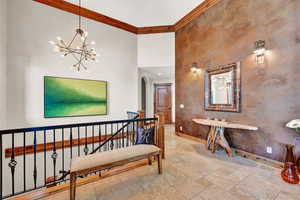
left=157, top=153, right=162, bottom=174
left=70, top=173, right=77, bottom=200
left=148, top=156, right=152, bottom=165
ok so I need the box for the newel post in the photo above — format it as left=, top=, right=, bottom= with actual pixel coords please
left=137, top=110, right=145, bottom=118
left=155, top=113, right=165, bottom=159
left=138, top=110, right=145, bottom=128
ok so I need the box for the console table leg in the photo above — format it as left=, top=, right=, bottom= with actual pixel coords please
left=217, top=128, right=233, bottom=157
left=211, top=127, right=219, bottom=153
left=206, top=126, right=215, bottom=150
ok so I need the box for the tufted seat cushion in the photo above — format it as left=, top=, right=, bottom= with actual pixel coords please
left=71, top=144, right=161, bottom=172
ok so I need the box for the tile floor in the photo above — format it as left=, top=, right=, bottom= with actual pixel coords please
left=41, top=125, right=300, bottom=200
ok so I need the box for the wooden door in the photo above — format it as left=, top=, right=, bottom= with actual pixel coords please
left=154, top=84, right=172, bottom=124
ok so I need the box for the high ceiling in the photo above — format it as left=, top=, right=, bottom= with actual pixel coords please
left=65, top=0, right=205, bottom=27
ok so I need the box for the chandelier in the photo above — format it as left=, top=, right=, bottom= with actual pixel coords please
left=49, top=0, right=98, bottom=71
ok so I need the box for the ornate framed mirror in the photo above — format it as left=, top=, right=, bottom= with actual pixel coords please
left=204, top=62, right=241, bottom=112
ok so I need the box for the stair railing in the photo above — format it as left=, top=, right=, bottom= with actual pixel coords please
left=0, top=112, right=157, bottom=199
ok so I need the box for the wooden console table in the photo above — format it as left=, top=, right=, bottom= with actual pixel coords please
left=193, top=118, right=258, bottom=157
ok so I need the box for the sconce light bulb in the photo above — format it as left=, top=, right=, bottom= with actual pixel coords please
left=191, top=67, right=197, bottom=73
left=254, top=48, right=266, bottom=56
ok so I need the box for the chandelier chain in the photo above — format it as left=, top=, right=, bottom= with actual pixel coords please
left=79, top=0, right=81, bottom=30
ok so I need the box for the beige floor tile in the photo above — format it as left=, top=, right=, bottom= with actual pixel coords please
left=234, top=174, right=281, bottom=200
left=197, top=185, right=253, bottom=200
left=275, top=191, right=300, bottom=200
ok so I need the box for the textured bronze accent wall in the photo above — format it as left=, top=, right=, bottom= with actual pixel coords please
left=176, top=0, right=300, bottom=161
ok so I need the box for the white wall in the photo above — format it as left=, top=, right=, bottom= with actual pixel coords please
left=6, top=0, right=138, bottom=128
left=0, top=0, right=7, bottom=129
left=137, top=33, right=175, bottom=68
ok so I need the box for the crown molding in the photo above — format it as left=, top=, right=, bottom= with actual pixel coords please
left=33, top=0, right=221, bottom=34
left=33, top=0, right=138, bottom=34
left=137, top=25, right=175, bottom=34
left=174, top=0, right=221, bottom=31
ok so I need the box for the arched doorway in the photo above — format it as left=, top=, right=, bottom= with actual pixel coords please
left=141, top=77, right=147, bottom=115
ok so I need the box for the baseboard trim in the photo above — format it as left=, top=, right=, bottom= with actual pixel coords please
left=176, top=132, right=284, bottom=169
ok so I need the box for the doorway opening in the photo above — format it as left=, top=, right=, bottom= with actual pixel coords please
left=138, top=67, right=174, bottom=123
left=154, top=83, right=172, bottom=124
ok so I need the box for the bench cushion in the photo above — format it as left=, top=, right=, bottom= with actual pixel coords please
left=71, top=145, right=160, bottom=172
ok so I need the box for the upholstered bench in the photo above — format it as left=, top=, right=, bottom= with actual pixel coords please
left=70, top=144, right=162, bottom=200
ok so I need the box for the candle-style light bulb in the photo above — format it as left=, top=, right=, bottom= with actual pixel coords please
left=53, top=46, right=60, bottom=52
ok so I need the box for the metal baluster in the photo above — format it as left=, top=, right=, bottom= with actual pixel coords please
left=117, top=123, right=121, bottom=149
left=51, top=130, right=57, bottom=184
left=62, top=129, right=65, bottom=181
left=110, top=124, right=114, bottom=150
left=92, top=126, right=96, bottom=175
left=84, top=126, right=88, bottom=155
left=23, top=132, right=26, bottom=192
left=132, top=121, right=135, bottom=146
left=33, top=131, right=37, bottom=189
left=44, top=130, right=46, bottom=186
left=105, top=125, right=107, bottom=151
left=92, top=126, right=95, bottom=152
left=136, top=120, right=139, bottom=145
left=8, top=133, right=17, bottom=195
left=78, top=127, right=80, bottom=156
left=98, top=125, right=102, bottom=176
left=0, top=134, right=2, bottom=199
left=70, top=128, right=73, bottom=159
left=122, top=123, right=125, bottom=148
left=99, top=125, right=101, bottom=152
left=154, top=120, right=157, bottom=145
left=126, top=122, right=129, bottom=147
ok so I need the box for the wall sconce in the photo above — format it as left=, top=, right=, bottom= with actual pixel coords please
left=191, top=62, right=201, bottom=74
left=254, top=40, right=266, bottom=64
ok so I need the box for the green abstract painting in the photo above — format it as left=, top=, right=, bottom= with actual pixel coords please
left=44, top=76, right=107, bottom=118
